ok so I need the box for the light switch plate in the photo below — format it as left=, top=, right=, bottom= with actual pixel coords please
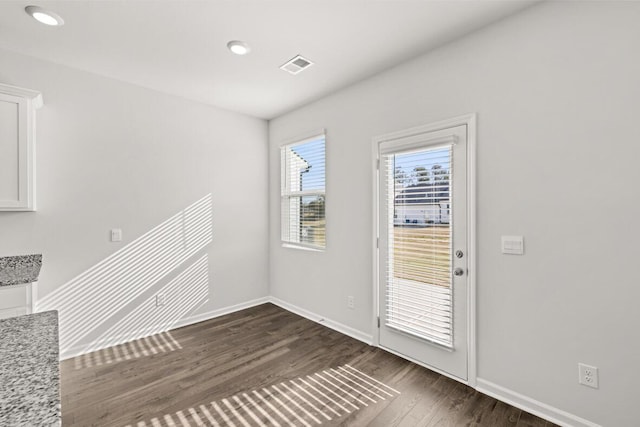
left=110, top=228, right=122, bottom=242
left=502, top=235, right=524, bottom=255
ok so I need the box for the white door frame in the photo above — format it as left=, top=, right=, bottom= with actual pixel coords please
left=372, top=113, right=477, bottom=387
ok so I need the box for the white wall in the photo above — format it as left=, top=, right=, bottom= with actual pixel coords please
left=0, top=49, right=269, bottom=356
left=269, top=2, right=640, bottom=426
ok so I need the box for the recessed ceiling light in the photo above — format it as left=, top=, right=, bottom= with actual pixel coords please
left=227, top=40, right=250, bottom=56
left=25, top=5, right=64, bottom=26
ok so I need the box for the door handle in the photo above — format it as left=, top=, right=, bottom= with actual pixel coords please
left=453, top=268, right=465, bottom=277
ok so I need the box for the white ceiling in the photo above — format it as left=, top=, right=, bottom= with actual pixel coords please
left=0, top=1, right=537, bottom=119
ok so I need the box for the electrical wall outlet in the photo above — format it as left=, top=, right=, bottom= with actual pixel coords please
left=578, top=363, right=599, bottom=389
left=347, top=296, right=355, bottom=309
left=156, top=294, right=166, bottom=307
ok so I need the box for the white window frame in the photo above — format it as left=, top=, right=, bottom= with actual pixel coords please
left=280, top=129, right=326, bottom=251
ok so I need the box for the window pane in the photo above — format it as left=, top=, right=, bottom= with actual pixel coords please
left=281, top=134, right=326, bottom=249
left=300, top=195, right=325, bottom=247
left=288, top=137, right=325, bottom=192
left=385, top=145, right=453, bottom=347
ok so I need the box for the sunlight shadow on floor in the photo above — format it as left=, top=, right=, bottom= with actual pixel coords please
left=125, top=364, right=400, bottom=427
left=72, top=330, right=183, bottom=370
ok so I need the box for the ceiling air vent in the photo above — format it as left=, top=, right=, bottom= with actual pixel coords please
left=280, top=55, right=314, bottom=75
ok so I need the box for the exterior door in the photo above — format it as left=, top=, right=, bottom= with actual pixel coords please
left=377, top=123, right=469, bottom=381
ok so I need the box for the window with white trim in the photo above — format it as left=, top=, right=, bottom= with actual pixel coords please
left=281, top=133, right=325, bottom=249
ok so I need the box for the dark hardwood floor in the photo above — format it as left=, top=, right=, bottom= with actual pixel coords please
left=61, top=303, right=555, bottom=427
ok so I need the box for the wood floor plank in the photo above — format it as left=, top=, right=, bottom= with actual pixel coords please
left=516, top=411, right=549, bottom=427
left=395, top=374, right=459, bottom=427
left=414, top=381, right=476, bottom=426
left=452, top=387, right=497, bottom=426
left=479, top=400, right=521, bottom=427
left=60, top=303, right=555, bottom=427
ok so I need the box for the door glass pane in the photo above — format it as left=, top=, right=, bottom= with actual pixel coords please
left=385, top=145, right=453, bottom=347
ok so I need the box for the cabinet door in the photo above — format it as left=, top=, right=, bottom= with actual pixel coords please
left=0, top=84, right=41, bottom=211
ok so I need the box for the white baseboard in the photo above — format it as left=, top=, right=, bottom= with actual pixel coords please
left=171, top=296, right=271, bottom=330
left=268, top=297, right=373, bottom=345
left=60, top=296, right=270, bottom=360
left=476, top=378, right=600, bottom=427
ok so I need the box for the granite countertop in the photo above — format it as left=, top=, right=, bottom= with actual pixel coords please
left=0, top=311, right=60, bottom=426
left=0, top=254, right=42, bottom=287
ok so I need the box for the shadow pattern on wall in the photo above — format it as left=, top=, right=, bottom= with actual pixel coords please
left=38, top=194, right=213, bottom=356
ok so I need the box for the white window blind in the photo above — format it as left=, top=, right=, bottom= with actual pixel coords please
left=383, top=144, right=453, bottom=347
left=281, top=134, right=326, bottom=249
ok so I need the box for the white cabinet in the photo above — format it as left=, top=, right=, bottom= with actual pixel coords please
left=0, top=254, right=42, bottom=319
left=0, top=283, right=37, bottom=319
left=0, top=83, right=43, bottom=211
